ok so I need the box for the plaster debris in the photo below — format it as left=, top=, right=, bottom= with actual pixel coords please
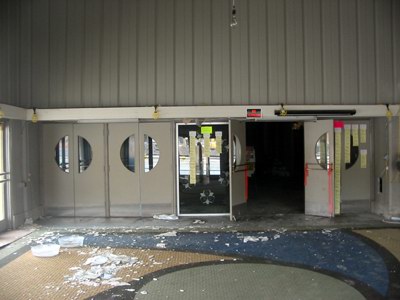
left=58, top=235, right=84, bottom=248
left=243, top=235, right=276, bottom=243
left=243, top=236, right=259, bottom=243
left=192, top=219, right=206, bottom=224
left=155, top=231, right=177, bottom=237
left=321, top=229, right=338, bottom=235
left=153, top=214, right=179, bottom=220
left=65, top=251, right=139, bottom=287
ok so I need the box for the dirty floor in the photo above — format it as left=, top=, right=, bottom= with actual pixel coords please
left=0, top=217, right=399, bottom=300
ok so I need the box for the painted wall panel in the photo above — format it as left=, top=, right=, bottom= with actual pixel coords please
left=322, top=0, right=341, bottom=104
left=212, top=0, right=231, bottom=105
left=82, top=0, right=102, bottom=108
left=303, top=0, right=323, bottom=104
left=375, top=0, right=394, bottom=104
left=267, top=0, right=286, bottom=105
left=249, top=0, right=268, bottom=105
left=119, top=0, right=138, bottom=107
left=358, top=0, right=377, bottom=104
left=156, top=0, right=175, bottom=106
left=395, top=0, right=400, bottom=103
left=137, top=0, right=156, bottom=107
left=231, top=0, right=249, bottom=105
left=174, top=0, right=194, bottom=106
left=0, top=0, right=10, bottom=105
left=339, top=0, right=358, bottom=104
left=31, top=0, right=49, bottom=109
left=19, top=0, right=32, bottom=108
left=1, top=0, right=400, bottom=108
left=8, top=1, right=20, bottom=108
left=49, top=0, right=67, bottom=108
left=65, top=0, right=84, bottom=108
left=286, top=0, right=304, bottom=105
left=193, top=0, right=212, bottom=105
left=100, top=0, right=119, bottom=107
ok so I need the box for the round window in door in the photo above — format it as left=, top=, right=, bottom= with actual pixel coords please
left=78, top=136, right=92, bottom=173
left=233, top=135, right=242, bottom=168
left=120, top=135, right=135, bottom=172
left=55, top=136, right=70, bottom=173
left=315, top=133, right=329, bottom=170
left=144, top=135, right=160, bottom=172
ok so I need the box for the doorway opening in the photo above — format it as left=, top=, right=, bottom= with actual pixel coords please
left=246, top=122, right=304, bottom=217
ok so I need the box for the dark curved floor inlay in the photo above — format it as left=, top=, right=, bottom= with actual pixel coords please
left=83, top=230, right=391, bottom=296
left=90, top=259, right=385, bottom=300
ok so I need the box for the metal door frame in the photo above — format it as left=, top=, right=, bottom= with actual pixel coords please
left=176, top=122, right=230, bottom=217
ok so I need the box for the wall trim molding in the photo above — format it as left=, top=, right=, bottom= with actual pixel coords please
left=1, top=103, right=399, bottom=122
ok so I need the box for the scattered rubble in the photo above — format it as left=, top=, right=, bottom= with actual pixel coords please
left=192, top=219, right=206, bottom=224
left=155, top=231, right=177, bottom=237
left=65, top=251, right=140, bottom=287
left=153, top=214, right=179, bottom=220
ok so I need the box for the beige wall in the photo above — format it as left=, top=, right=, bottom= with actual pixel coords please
left=0, top=0, right=399, bottom=109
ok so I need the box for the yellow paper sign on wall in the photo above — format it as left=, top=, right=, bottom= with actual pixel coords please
left=360, top=149, right=367, bottom=169
left=344, top=125, right=351, bottom=164
left=201, top=126, right=212, bottom=134
left=189, top=131, right=197, bottom=184
left=334, top=128, right=342, bottom=215
left=352, top=124, right=359, bottom=147
left=215, top=131, right=222, bottom=154
left=360, top=124, right=367, bottom=143
left=203, top=133, right=210, bottom=158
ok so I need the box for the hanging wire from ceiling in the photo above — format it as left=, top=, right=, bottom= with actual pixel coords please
left=230, top=0, right=238, bottom=27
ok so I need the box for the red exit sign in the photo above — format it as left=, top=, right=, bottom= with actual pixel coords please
left=247, top=108, right=262, bottom=118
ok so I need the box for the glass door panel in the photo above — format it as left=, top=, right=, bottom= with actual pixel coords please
left=177, top=123, right=230, bottom=215
left=0, top=122, right=9, bottom=231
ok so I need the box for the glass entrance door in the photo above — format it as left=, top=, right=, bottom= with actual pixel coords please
left=0, top=122, right=9, bottom=232
left=177, top=123, right=230, bottom=215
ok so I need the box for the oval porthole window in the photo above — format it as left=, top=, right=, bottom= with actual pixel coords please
left=315, top=133, right=329, bottom=170
left=55, top=136, right=70, bottom=173
left=345, top=135, right=359, bottom=170
left=78, top=136, right=92, bottom=173
left=144, top=135, right=160, bottom=172
left=233, top=135, right=242, bottom=168
left=120, top=135, right=135, bottom=172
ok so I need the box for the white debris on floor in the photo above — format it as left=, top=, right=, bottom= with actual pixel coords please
left=156, top=243, right=166, bottom=248
left=152, top=214, right=179, bottom=220
left=192, top=219, right=206, bottom=224
left=65, top=250, right=140, bottom=287
left=243, top=236, right=260, bottom=243
left=155, top=231, right=177, bottom=237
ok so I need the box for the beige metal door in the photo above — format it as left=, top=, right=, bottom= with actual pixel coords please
left=74, top=124, right=106, bottom=217
left=139, top=122, right=174, bottom=216
left=42, top=124, right=75, bottom=216
left=230, top=119, right=246, bottom=220
left=108, top=123, right=140, bottom=216
left=304, top=120, right=334, bottom=217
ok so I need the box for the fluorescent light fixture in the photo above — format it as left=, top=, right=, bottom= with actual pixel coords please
left=274, top=109, right=356, bottom=117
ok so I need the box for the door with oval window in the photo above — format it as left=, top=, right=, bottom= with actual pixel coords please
left=42, top=123, right=106, bottom=217
left=74, top=124, right=106, bottom=217
left=304, top=120, right=334, bottom=217
left=108, top=122, right=174, bottom=217
left=42, top=124, right=75, bottom=216
left=108, top=123, right=140, bottom=216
